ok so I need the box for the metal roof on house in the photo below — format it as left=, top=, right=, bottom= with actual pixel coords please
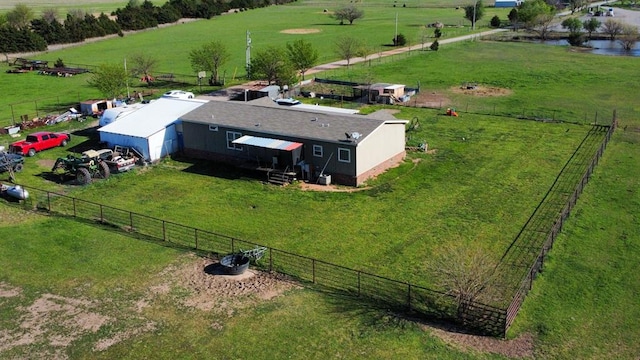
left=98, top=97, right=206, bottom=138
left=232, top=135, right=302, bottom=151
left=179, top=101, right=403, bottom=144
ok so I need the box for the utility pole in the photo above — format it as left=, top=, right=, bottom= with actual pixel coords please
left=472, top=0, right=477, bottom=31
left=245, top=30, right=252, bottom=78
left=124, top=58, right=130, bottom=99
left=395, top=12, right=398, bottom=45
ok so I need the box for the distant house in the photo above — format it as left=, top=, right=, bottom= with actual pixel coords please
left=366, top=83, right=406, bottom=104
left=494, top=0, right=523, bottom=8
left=178, top=100, right=408, bottom=186
left=98, top=98, right=206, bottom=162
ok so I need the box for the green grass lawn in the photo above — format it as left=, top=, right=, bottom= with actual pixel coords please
left=0, top=1, right=639, bottom=358
left=0, top=1, right=511, bottom=127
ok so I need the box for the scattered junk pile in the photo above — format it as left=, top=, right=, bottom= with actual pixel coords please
left=51, top=146, right=139, bottom=185
left=446, top=108, right=459, bottom=117
left=6, top=58, right=89, bottom=77
left=0, top=183, right=29, bottom=200
left=219, top=246, right=267, bottom=275
left=51, top=151, right=111, bottom=185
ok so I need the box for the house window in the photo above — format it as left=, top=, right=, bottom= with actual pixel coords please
left=226, top=131, right=243, bottom=151
left=338, top=147, right=351, bottom=163
left=313, top=145, right=323, bottom=157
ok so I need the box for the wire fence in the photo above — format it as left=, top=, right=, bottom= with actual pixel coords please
left=6, top=113, right=615, bottom=336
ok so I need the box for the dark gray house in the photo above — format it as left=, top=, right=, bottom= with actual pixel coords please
left=178, top=100, right=408, bottom=186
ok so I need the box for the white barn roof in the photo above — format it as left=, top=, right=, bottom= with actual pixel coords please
left=99, top=97, right=207, bottom=138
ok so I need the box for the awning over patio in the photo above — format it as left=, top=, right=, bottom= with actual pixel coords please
left=232, top=135, right=303, bottom=151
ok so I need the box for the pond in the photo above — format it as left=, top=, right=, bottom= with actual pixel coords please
left=541, top=39, right=640, bottom=57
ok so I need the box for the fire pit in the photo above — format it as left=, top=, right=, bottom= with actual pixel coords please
left=220, top=254, right=250, bottom=275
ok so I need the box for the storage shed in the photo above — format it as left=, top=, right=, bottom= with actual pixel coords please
left=80, top=99, right=115, bottom=116
left=98, top=98, right=206, bottom=162
left=368, top=83, right=406, bottom=104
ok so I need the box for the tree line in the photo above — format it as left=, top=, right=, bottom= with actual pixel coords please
left=0, top=0, right=296, bottom=54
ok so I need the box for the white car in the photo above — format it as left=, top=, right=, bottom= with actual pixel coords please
left=275, top=98, right=301, bottom=106
left=161, top=90, right=195, bottom=99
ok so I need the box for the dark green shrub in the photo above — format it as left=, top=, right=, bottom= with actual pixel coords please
left=490, top=15, right=501, bottom=28
left=393, top=33, right=407, bottom=46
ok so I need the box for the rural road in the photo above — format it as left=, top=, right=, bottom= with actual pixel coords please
left=305, top=29, right=508, bottom=76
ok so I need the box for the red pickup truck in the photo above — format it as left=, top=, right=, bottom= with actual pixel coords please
left=9, top=131, right=70, bottom=157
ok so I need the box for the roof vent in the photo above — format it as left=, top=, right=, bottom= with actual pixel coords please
left=311, top=117, right=318, bottom=122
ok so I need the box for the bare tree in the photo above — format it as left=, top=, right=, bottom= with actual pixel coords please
left=334, top=36, right=363, bottom=67
left=42, top=9, right=59, bottom=23
left=529, top=13, right=555, bottom=40
left=129, top=53, right=158, bottom=85
left=618, top=24, right=640, bottom=51
left=429, top=243, right=498, bottom=324
left=333, top=5, right=364, bottom=25
left=602, top=18, right=624, bottom=41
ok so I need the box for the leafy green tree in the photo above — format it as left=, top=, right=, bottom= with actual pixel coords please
left=517, top=0, right=555, bottom=27
left=88, top=63, right=129, bottom=99
left=189, top=40, right=230, bottom=85
left=286, top=39, right=318, bottom=81
left=582, top=17, right=601, bottom=40
left=463, top=1, right=485, bottom=29
left=562, top=17, right=584, bottom=46
left=333, top=5, right=364, bottom=25
left=6, top=4, right=34, bottom=29
left=0, top=26, right=46, bottom=53
left=249, top=46, right=296, bottom=87
left=334, top=36, right=363, bottom=67
left=508, top=8, right=519, bottom=31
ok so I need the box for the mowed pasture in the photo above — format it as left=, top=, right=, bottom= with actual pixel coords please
left=1, top=1, right=640, bottom=359
left=0, top=0, right=512, bottom=127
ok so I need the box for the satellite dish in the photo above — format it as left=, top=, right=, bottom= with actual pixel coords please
left=351, top=132, right=362, bottom=140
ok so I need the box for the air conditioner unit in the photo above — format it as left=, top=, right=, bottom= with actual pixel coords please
left=318, top=174, right=331, bottom=185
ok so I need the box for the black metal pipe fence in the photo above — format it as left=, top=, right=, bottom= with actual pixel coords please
left=9, top=114, right=614, bottom=336
left=501, top=119, right=615, bottom=334
left=18, top=185, right=506, bottom=334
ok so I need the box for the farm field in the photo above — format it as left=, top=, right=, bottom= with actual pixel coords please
left=1, top=0, right=639, bottom=359
left=0, top=1, right=512, bottom=127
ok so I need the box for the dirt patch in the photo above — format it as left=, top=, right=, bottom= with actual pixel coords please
left=451, top=85, right=513, bottom=97
left=280, top=28, right=321, bottom=34
left=0, top=254, right=296, bottom=357
left=404, top=90, right=451, bottom=108
left=37, top=159, right=56, bottom=169
left=157, top=254, right=299, bottom=314
left=0, top=282, right=21, bottom=297
left=0, top=293, right=111, bottom=358
left=427, top=326, right=534, bottom=359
